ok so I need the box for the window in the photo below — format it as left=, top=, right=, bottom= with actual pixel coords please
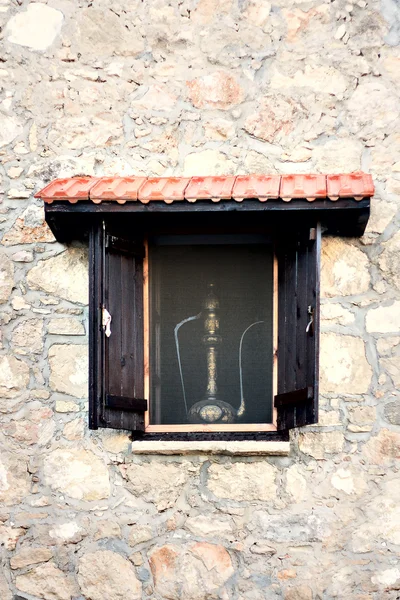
left=148, top=234, right=275, bottom=431
left=38, top=172, right=373, bottom=441
left=88, top=216, right=320, bottom=440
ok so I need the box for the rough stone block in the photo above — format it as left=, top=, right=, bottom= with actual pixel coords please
left=207, top=461, right=277, bottom=501
left=11, top=547, right=53, bottom=570
left=366, top=301, right=400, bottom=333
left=27, top=248, right=88, bottom=304
left=286, top=464, right=307, bottom=501
left=363, top=429, right=400, bottom=465
left=0, top=355, right=30, bottom=400
left=187, top=71, right=244, bottom=110
left=321, top=238, right=370, bottom=297
left=320, top=303, right=355, bottom=325
left=0, top=573, right=11, bottom=600
left=284, top=585, right=313, bottom=600
left=0, top=253, right=14, bottom=304
left=185, top=515, right=233, bottom=537
left=379, top=230, right=400, bottom=291
left=183, top=149, right=236, bottom=177
left=2, top=205, right=54, bottom=246
left=149, top=543, right=233, bottom=600
left=122, top=462, right=192, bottom=511
left=78, top=550, right=141, bottom=600
left=0, top=450, right=30, bottom=507
left=6, top=4, right=64, bottom=51
left=298, top=431, right=344, bottom=460
left=43, top=448, right=110, bottom=501
left=12, top=319, right=43, bottom=353
left=381, top=356, right=400, bottom=387
left=0, top=116, right=22, bottom=148
left=48, top=318, right=85, bottom=336
left=320, top=333, right=372, bottom=394
left=129, top=525, right=153, bottom=547
left=384, top=401, right=400, bottom=426
left=49, top=344, right=88, bottom=398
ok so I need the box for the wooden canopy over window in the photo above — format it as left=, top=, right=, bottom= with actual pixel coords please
left=36, top=173, right=373, bottom=242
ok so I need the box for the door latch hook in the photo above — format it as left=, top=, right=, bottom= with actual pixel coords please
left=102, top=307, right=112, bottom=337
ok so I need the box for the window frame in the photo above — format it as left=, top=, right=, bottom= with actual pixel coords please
left=88, top=212, right=322, bottom=440
left=142, top=236, right=279, bottom=434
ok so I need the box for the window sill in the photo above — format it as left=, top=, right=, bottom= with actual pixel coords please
left=131, top=440, right=290, bottom=456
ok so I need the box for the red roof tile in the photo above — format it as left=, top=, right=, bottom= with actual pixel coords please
left=34, top=177, right=99, bottom=203
left=138, top=177, right=190, bottom=204
left=184, top=176, right=236, bottom=202
left=90, top=177, right=146, bottom=203
left=35, top=173, right=374, bottom=204
left=280, top=174, right=327, bottom=202
left=327, top=173, right=374, bottom=201
left=232, top=175, right=280, bottom=202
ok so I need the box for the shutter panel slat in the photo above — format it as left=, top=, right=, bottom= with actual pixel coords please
left=88, top=222, right=103, bottom=430
left=89, top=222, right=146, bottom=432
left=293, top=241, right=310, bottom=427
left=275, top=223, right=321, bottom=431
left=274, top=386, right=314, bottom=408
left=106, top=242, right=122, bottom=399
left=306, top=226, right=320, bottom=427
left=105, top=395, right=147, bottom=412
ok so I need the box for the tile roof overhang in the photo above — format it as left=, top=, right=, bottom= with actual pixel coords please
left=36, top=173, right=373, bottom=241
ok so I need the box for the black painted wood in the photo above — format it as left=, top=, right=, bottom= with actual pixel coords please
left=274, top=386, right=314, bottom=407
left=106, top=235, right=146, bottom=257
left=88, top=220, right=102, bottom=430
left=132, top=430, right=290, bottom=442
left=89, top=221, right=146, bottom=431
left=307, top=222, right=321, bottom=426
left=275, top=223, right=321, bottom=431
left=45, top=198, right=370, bottom=241
left=106, top=395, right=147, bottom=412
left=45, top=198, right=369, bottom=213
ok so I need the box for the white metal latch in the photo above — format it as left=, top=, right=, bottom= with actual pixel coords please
left=306, top=305, right=314, bottom=334
left=102, top=307, right=112, bottom=337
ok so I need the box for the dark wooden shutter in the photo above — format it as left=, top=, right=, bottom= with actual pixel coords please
left=89, top=221, right=146, bottom=432
left=274, top=222, right=321, bottom=431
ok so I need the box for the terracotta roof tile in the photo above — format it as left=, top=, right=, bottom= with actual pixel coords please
left=90, top=177, right=146, bottom=203
left=232, top=175, right=280, bottom=202
left=35, top=173, right=374, bottom=204
left=34, top=177, right=99, bottom=203
left=184, top=176, right=236, bottom=202
left=138, top=177, right=190, bottom=203
left=280, top=174, right=327, bottom=202
left=327, top=173, right=374, bottom=201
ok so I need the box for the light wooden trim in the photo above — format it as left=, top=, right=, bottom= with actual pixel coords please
left=273, top=252, right=278, bottom=427
left=144, top=240, right=278, bottom=433
left=146, top=423, right=277, bottom=433
left=143, top=238, right=150, bottom=429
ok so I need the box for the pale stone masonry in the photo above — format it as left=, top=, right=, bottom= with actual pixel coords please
left=0, top=0, right=399, bottom=599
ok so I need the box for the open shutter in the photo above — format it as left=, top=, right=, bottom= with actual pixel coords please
left=274, top=222, right=321, bottom=431
left=89, top=221, right=146, bottom=432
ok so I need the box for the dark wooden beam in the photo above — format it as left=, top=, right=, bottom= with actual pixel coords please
left=44, top=198, right=370, bottom=241
left=45, top=198, right=369, bottom=214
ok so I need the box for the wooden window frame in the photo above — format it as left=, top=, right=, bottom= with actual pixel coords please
left=88, top=214, right=321, bottom=441
left=142, top=239, right=279, bottom=434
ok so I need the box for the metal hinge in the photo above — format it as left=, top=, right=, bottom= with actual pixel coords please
left=102, top=306, right=112, bottom=337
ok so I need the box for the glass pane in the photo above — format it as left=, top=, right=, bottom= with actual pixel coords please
left=149, top=237, right=274, bottom=426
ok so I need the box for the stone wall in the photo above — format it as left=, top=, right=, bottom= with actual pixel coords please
left=0, top=0, right=399, bottom=598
